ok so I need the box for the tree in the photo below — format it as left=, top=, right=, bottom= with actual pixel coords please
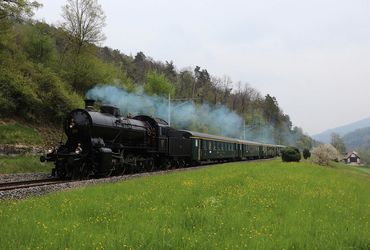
left=144, top=71, right=174, bottom=97
left=303, top=148, right=311, bottom=159
left=61, top=0, right=106, bottom=53
left=0, top=0, right=40, bottom=46
left=22, top=23, right=57, bottom=64
left=0, top=0, right=40, bottom=24
left=311, top=144, right=340, bottom=166
left=330, top=133, right=346, bottom=155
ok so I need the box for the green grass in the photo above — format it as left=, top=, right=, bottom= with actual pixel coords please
left=0, top=159, right=369, bottom=249
left=330, top=160, right=370, bottom=175
left=0, top=155, right=52, bottom=174
left=0, top=123, right=42, bottom=145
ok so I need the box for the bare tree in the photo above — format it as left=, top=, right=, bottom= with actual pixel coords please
left=330, top=132, right=346, bottom=155
left=61, top=0, right=106, bottom=53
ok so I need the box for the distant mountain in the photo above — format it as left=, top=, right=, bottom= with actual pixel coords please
left=313, top=117, right=370, bottom=143
left=343, top=127, right=370, bottom=150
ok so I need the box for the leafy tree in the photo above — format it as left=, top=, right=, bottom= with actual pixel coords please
left=21, top=23, right=57, bottom=64
left=144, top=71, right=174, bottom=97
left=330, top=132, right=346, bottom=155
left=0, top=0, right=40, bottom=49
left=303, top=148, right=311, bottom=159
left=0, top=0, right=40, bottom=24
left=61, top=0, right=106, bottom=53
left=62, top=50, right=125, bottom=93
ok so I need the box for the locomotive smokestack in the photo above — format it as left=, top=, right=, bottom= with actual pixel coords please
left=84, top=99, right=95, bottom=110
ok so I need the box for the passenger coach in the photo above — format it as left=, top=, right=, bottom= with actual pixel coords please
left=181, top=130, right=284, bottom=164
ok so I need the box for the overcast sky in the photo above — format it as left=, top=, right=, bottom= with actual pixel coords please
left=35, top=0, right=370, bottom=135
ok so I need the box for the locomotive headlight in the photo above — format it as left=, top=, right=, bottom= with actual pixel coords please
left=75, top=143, right=82, bottom=154
left=47, top=147, right=54, bottom=154
left=69, top=119, right=75, bottom=129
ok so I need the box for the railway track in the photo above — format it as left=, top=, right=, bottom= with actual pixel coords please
left=0, top=178, right=67, bottom=192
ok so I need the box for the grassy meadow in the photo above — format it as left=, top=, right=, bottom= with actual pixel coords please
left=0, top=159, right=369, bottom=249
left=0, top=155, right=52, bottom=174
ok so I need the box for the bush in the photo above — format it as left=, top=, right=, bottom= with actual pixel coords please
left=281, top=147, right=301, bottom=162
left=303, top=148, right=311, bottom=159
left=0, top=60, right=83, bottom=123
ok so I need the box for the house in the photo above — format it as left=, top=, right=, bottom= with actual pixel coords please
left=344, top=151, right=361, bottom=165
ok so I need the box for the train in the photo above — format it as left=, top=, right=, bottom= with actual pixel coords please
left=40, top=99, right=285, bottom=179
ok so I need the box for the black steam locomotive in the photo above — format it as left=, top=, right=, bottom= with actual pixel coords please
left=41, top=99, right=284, bottom=179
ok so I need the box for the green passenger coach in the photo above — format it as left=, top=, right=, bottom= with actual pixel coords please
left=181, top=130, right=284, bottom=164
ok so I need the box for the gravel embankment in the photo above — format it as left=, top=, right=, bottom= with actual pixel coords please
left=0, top=166, right=207, bottom=200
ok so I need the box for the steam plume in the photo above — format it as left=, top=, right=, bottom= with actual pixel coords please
left=86, top=85, right=276, bottom=143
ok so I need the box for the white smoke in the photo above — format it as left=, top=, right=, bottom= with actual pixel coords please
left=86, top=85, right=276, bottom=143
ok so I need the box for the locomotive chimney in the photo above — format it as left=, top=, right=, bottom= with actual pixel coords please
left=84, top=99, right=95, bottom=110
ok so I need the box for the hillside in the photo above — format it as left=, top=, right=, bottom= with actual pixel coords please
left=343, top=127, right=370, bottom=150
left=0, top=1, right=313, bottom=149
left=313, top=117, right=370, bottom=143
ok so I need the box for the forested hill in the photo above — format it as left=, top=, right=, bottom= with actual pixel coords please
left=342, top=127, right=370, bottom=165
left=0, top=0, right=313, bottom=149
left=343, top=127, right=370, bottom=150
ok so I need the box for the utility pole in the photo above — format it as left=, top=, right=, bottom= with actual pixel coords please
left=243, top=121, right=246, bottom=140
left=168, top=93, right=171, bottom=126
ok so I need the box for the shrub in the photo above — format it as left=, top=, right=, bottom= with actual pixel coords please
left=281, top=147, right=301, bottom=162
left=303, top=148, right=311, bottom=159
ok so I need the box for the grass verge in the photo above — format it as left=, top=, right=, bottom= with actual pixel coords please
left=0, top=122, right=43, bottom=145
left=0, top=159, right=369, bottom=249
left=0, top=155, right=52, bottom=174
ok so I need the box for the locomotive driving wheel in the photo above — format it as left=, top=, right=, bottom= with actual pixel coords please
left=124, top=154, right=136, bottom=174
left=146, top=158, right=155, bottom=172
left=161, top=159, right=171, bottom=170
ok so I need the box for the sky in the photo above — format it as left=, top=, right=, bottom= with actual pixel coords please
left=34, top=0, right=370, bottom=135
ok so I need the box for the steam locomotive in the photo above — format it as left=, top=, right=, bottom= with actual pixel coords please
left=41, top=99, right=285, bottom=179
